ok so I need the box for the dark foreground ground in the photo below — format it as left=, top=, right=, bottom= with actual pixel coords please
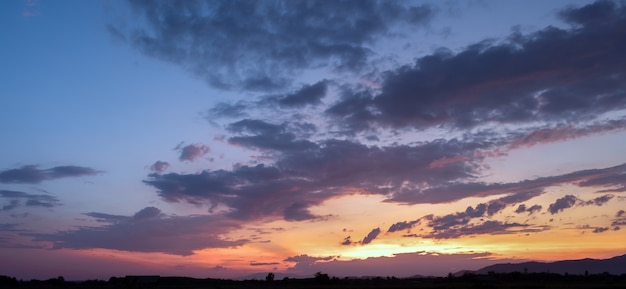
left=3, top=272, right=626, bottom=289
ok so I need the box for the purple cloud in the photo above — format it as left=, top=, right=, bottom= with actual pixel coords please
left=179, top=144, right=211, bottom=162
left=34, top=207, right=247, bottom=255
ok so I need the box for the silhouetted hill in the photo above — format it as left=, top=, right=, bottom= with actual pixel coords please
left=475, top=253, right=626, bottom=275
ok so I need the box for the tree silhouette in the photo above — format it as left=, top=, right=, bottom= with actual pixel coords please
left=265, top=272, right=275, bottom=282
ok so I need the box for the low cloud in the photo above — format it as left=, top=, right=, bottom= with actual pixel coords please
left=34, top=207, right=247, bottom=255
left=285, top=251, right=515, bottom=278
left=0, top=165, right=101, bottom=184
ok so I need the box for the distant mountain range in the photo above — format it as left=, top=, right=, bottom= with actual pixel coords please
left=472, top=253, right=626, bottom=275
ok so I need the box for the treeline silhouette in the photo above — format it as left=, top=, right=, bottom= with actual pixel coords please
left=3, top=271, right=626, bottom=288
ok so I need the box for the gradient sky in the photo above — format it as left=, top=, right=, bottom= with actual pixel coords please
left=2, top=0, right=626, bottom=281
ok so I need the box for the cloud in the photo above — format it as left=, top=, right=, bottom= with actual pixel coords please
left=112, top=0, right=435, bottom=91
left=515, top=204, right=542, bottom=215
left=0, top=190, right=61, bottom=211
left=326, top=0, right=626, bottom=132
left=507, top=118, right=626, bottom=150
left=387, top=219, right=422, bottom=233
left=149, top=161, right=170, bottom=174
left=285, top=251, right=515, bottom=278
left=250, top=262, right=280, bottom=266
left=618, top=210, right=625, bottom=218
left=584, top=194, right=614, bottom=206
left=361, top=227, right=381, bottom=245
left=34, top=207, right=246, bottom=255
left=277, top=80, right=328, bottom=108
left=179, top=144, right=211, bottom=162
left=284, top=254, right=336, bottom=272
left=548, top=195, right=579, bottom=214
left=385, top=191, right=548, bottom=239
left=227, top=119, right=318, bottom=152
left=0, top=165, right=101, bottom=184
left=144, top=137, right=493, bottom=221
left=592, top=227, right=610, bottom=233
left=424, top=220, right=538, bottom=239
left=340, top=236, right=352, bottom=246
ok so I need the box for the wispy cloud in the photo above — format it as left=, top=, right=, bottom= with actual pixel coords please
left=0, top=190, right=61, bottom=210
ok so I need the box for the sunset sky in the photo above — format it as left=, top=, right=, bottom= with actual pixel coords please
left=2, top=0, right=626, bottom=281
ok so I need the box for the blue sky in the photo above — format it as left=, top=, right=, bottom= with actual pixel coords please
left=1, top=0, right=626, bottom=280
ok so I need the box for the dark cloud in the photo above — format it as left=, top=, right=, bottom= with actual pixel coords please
left=389, top=163, right=626, bottom=204
left=559, top=0, right=621, bottom=27
left=584, top=194, right=614, bottom=206
left=548, top=195, right=579, bottom=214
left=113, top=0, right=434, bottom=91
left=515, top=204, right=542, bottom=215
left=592, top=227, right=610, bottom=233
left=426, top=192, right=525, bottom=231
left=577, top=164, right=626, bottom=192
left=227, top=119, right=318, bottom=152
left=149, top=161, right=170, bottom=174
left=147, top=116, right=626, bottom=223
left=386, top=191, right=547, bottom=239
left=618, top=210, right=625, bottom=217
left=361, top=227, right=381, bottom=245
left=0, top=190, right=61, bottom=210
left=278, top=80, right=328, bottom=108
left=207, top=102, right=250, bottom=119
left=0, top=165, right=101, bottom=184
left=387, top=219, right=421, bottom=233
left=250, top=262, right=279, bottom=266
left=284, top=254, right=334, bottom=264
left=340, top=236, right=352, bottom=246
left=145, top=137, right=489, bottom=221
left=179, top=144, right=211, bottom=162
left=34, top=207, right=246, bottom=255
left=326, top=0, right=626, bottom=132
left=424, top=220, right=537, bottom=239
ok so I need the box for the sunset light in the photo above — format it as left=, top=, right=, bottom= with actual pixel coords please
left=1, top=0, right=626, bottom=282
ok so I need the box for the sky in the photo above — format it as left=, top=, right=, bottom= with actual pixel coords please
left=1, top=0, right=626, bottom=281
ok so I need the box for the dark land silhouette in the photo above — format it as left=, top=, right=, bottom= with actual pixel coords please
left=3, top=253, right=626, bottom=288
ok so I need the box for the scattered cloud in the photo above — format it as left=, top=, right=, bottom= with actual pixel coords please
left=149, top=161, right=170, bottom=174
left=515, top=204, right=543, bottom=215
left=179, top=144, right=211, bottom=162
left=548, top=195, right=579, bottom=214
left=0, top=165, right=101, bottom=184
left=361, top=228, right=381, bottom=245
